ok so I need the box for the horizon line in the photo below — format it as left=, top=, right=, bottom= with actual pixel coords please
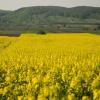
left=0, top=5, right=100, bottom=11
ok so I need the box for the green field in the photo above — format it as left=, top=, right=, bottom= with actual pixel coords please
left=0, top=33, right=100, bottom=100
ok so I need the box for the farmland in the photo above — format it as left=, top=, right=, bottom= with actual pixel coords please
left=0, top=33, right=100, bottom=100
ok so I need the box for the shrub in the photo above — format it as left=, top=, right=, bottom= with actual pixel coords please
left=36, top=30, right=46, bottom=35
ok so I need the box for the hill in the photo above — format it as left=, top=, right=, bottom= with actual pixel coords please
left=0, top=6, right=100, bottom=32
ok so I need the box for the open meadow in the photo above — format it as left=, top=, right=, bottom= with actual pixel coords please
left=0, top=33, right=100, bottom=100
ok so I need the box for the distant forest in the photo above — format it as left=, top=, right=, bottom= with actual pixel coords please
left=0, top=6, right=100, bottom=34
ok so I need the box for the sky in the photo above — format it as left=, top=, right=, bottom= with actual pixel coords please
left=0, top=0, right=100, bottom=10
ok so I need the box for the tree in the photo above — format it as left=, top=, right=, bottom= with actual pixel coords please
left=36, top=30, right=46, bottom=35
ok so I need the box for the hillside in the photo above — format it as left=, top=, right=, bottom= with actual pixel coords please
left=0, top=10, right=11, bottom=16
left=0, top=6, right=100, bottom=32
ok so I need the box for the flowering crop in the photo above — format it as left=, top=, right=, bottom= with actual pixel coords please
left=0, top=33, right=100, bottom=100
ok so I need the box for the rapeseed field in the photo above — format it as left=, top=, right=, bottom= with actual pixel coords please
left=0, top=33, right=100, bottom=100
